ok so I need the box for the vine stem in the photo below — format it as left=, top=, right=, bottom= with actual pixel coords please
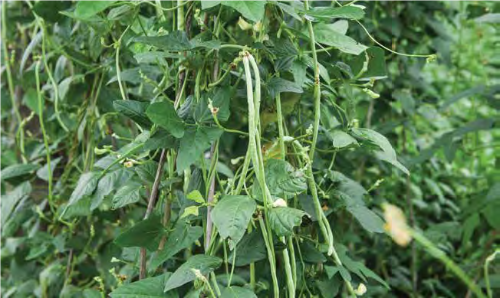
left=35, top=60, right=55, bottom=214
left=410, top=229, right=487, bottom=298
left=139, top=149, right=167, bottom=279
left=115, top=26, right=131, bottom=101
left=2, top=1, right=25, bottom=162
left=205, top=143, right=217, bottom=251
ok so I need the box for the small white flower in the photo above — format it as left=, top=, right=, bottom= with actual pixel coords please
left=111, top=257, right=120, bottom=263
left=354, top=283, right=367, bottom=296
left=382, top=203, right=412, bottom=247
left=124, top=161, right=134, bottom=168
left=306, top=124, right=314, bottom=135
left=272, top=198, right=287, bottom=208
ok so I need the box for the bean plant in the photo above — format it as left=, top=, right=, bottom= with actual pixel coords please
left=1, top=1, right=499, bottom=298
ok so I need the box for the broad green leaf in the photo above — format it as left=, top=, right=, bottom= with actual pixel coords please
left=180, top=206, right=199, bottom=219
left=33, top=1, right=71, bottom=23
left=110, top=273, right=178, bottom=298
left=91, top=169, right=133, bottom=210
left=112, top=182, right=143, bottom=209
left=392, top=90, right=415, bottom=115
left=483, top=202, right=500, bottom=230
left=327, top=171, right=367, bottom=203
left=36, top=157, right=62, bottom=182
left=114, top=100, right=152, bottom=127
left=350, top=47, right=388, bottom=80
left=462, top=214, right=480, bottom=247
left=221, top=286, right=257, bottom=298
left=177, top=126, right=223, bottom=173
left=144, top=130, right=178, bottom=151
left=194, top=87, right=232, bottom=123
left=264, top=159, right=307, bottom=198
left=115, top=215, right=164, bottom=251
left=22, top=89, right=40, bottom=114
left=187, top=190, right=205, bottom=204
left=351, top=128, right=409, bottom=175
left=164, top=255, right=222, bottom=292
left=475, top=13, right=500, bottom=23
left=300, top=240, right=327, bottom=263
left=150, top=223, right=204, bottom=270
left=486, top=183, right=500, bottom=202
left=75, top=1, right=116, bottom=19
left=1, top=182, right=31, bottom=225
left=221, top=1, right=266, bottom=23
left=63, top=195, right=93, bottom=218
left=1, top=163, right=40, bottom=181
left=328, top=130, right=358, bottom=148
left=229, top=230, right=266, bottom=266
left=66, top=172, right=100, bottom=207
left=312, top=23, right=367, bottom=55
left=316, top=278, right=341, bottom=298
left=135, top=31, right=192, bottom=51
left=201, top=1, right=221, bottom=10
left=307, top=6, right=365, bottom=20
left=212, top=195, right=256, bottom=248
left=267, top=77, right=303, bottom=98
left=147, top=101, right=185, bottom=138
left=346, top=205, right=384, bottom=233
left=268, top=207, right=306, bottom=236
left=135, top=161, right=159, bottom=185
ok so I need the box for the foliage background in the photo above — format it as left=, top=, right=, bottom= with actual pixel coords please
left=1, top=1, right=499, bottom=298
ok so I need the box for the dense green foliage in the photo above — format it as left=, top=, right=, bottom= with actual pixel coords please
left=1, top=1, right=499, bottom=297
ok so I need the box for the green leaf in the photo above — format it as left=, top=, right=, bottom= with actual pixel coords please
left=151, top=223, right=204, bottom=270
left=229, top=230, right=266, bottom=266
left=221, top=1, right=266, bottom=23
left=187, top=190, right=205, bottom=204
left=91, top=169, right=132, bottom=210
left=194, top=87, right=232, bottom=123
left=351, top=128, right=409, bottom=175
left=112, top=182, right=143, bottom=209
left=144, top=130, right=178, bottom=151
left=114, top=100, right=152, bottom=128
left=201, top=1, right=221, bottom=10
left=1, top=163, right=40, bottom=181
left=33, top=1, right=71, bottom=23
left=36, top=157, right=62, bottom=182
left=475, top=13, right=500, bottom=23
left=264, top=159, right=307, bottom=198
left=164, top=255, right=222, bottom=292
left=1, top=182, right=31, bottom=225
left=327, top=130, right=358, bottom=148
left=267, top=77, right=303, bottom=98
left=135, top=31, right=193, bottom=51
left=350, top=47, right=387, bottom=80
left=346, top=205, right=384, bottom=233
left=75, top=1, right=116, bottom=19
left=268, top=207, right=306, bottom=236
left=115, top=215, right=164, bottom=251
left=180, top=206, right=200, bottom=219
left=147, top=101, right=185, bottom=138
left=110, top=273, right=178, bottom=298
left=135, top=161, right=159, bottom=185
left=66, top=172, right=100, bottom=208
left=221, top=286, right=257, bottom=298
left=312, top=23, right=367, bottom=55
left=328, top=171, right=367, bottom=204
left=211, top=195, right=256, bottom=248
left=177, top=126, right=223, bottom=173
left=307, top=6, right=365, bottom=20
left=300, top=240, right=327, bottom=263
